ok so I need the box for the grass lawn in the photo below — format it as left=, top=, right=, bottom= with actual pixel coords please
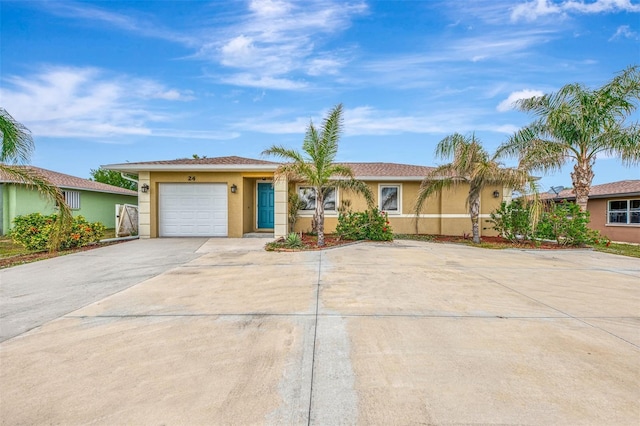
left=594, top=242, right=640, bottom=258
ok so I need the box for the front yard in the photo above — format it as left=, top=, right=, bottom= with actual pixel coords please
left=0, top=229, right=119, bottom=269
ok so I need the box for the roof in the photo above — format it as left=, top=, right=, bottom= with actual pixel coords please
left=337, top=162, right=435, bottom=180
left=0, top=166, right=138, bottom=196
left=103, top=156, right=435, bottom=180
left=103, top=156, right=280, bottom=172
left=542, top=180, right=640, bottom=200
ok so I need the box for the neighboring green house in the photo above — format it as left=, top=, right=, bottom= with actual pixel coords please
left=0, top=166, right=138, bottom=235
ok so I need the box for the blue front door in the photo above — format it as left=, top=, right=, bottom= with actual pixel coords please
left=257, top=183, right=274, bottom=229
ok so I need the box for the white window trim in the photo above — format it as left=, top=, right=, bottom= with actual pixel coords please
left=63, top=190, right=81, bottom=210
left=379, top=184, right=402, bottom=215
left=607, top=198, right=640, bottom=226
left=296, top=186, right=338, bottom=216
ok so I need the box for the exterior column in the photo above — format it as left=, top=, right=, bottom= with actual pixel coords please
left=273, top=178, right=288, bottom=238
left=138, top=172, right=151, bottom=238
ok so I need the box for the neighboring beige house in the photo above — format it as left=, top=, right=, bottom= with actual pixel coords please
left=103, top=156, right=510, bottom=239
left=542, top=180, right=640, bottom=244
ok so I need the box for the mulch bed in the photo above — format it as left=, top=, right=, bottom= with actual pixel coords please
left=269, top=233, right=576, bottom=251
left=0, top=240, right=127, bottom=269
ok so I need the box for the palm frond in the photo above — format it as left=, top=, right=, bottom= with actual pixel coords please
left=331, top=178, right=374, bottom=208
left=0, top=108, right=34, bottom=164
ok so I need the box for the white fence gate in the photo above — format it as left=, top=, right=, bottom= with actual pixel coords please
left=115, top=204, right=139, bottom=237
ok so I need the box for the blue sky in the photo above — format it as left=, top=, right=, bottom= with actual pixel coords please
left=1, top=0, right=638, bottom=191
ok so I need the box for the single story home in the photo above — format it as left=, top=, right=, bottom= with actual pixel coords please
left=542, top=180, right=639, bottom=244
left=103, top=156, right=510, bottom=239
left=0, top=166, right=138, bottom=235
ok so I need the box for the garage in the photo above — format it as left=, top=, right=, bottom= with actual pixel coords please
left=158, top=183, right=228, bottom=237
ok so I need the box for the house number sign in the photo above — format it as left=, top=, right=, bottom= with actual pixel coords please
left=188, top=176, right=196, bottom=181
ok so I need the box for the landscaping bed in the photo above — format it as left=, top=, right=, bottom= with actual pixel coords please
left=266, top=233, right=639, bottom=258
left=0, top=237, right=127, bottom=269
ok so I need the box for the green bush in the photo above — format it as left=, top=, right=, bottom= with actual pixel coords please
left=535, top=201, right=602, bottom=246
left=11, top=213, right=106, bottom=251
left=489, top=200, right=609, bottom=247
left=489, top=199, right=533, bottom=242
left=336, top=207, right=393, bottom=241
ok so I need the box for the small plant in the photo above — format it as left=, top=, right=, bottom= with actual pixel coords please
left=284, top=232, right=304, bottom=249
left=336, top=207, right=393, bottom=241
left=11, top=213, right=106, bottom=251
left=288, top=192, right=306, bottom=233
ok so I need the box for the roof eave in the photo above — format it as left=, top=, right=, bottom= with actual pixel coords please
left=102, top=163, right=279, bottom=173
left=354, top=176, right=427, bottom=181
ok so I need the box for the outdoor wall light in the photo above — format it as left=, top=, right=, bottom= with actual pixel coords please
left=140, top=184, right=150, bottom=193
left=493, top=190, right=500, bottom=198
left=230, top=184, right=238, bottom=193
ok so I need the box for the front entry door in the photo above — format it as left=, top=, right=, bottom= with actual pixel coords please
left=257, top=182, right=274, bottom=229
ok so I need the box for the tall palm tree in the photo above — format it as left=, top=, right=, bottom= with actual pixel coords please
left=0, top=107, right=71, bottom=250
left=415, top=133, right=535, bottom=244
left=263, top=104, right=373, bottom=246
left=496, top=65, right=640, bottom=211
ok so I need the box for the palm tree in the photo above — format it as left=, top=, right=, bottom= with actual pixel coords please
left=263, top=104, right=373, bottom=246
left=0, top=107, right=71, bottom=250
left=496, top=65, right=640, bottom=211
left=415, top=133, right=535, bottom=244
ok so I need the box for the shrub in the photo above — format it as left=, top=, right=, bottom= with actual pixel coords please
left=490, top=200, right=609, bottom=247
left=336, top=207, right=393, bottom=241
left=489, top=199, right=533, bottom=242
left=535, top=201, right=602, bottom=246
left=11, top=213, right=106, bottom=251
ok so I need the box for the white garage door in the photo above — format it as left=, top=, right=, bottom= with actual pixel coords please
left=159, top=183, right=228, bottom=237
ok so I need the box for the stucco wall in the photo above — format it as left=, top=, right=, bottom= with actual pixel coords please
left=291, top=181, right=505, bottom=237
left=587, top=197, right=640, bottom=244
left=1, top=184, right=137, bottom=234
left=147, top=171, right=275, bottom=238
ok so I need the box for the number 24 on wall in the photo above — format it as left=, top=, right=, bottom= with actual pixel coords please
left=188, top=176, right=196, bottom=181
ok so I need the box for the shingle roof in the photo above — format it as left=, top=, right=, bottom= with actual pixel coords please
left=103, top=156, right=436, bottom=178
left=0, top=166, right=138, bottom=196
left=121, top=156, right=278, bottom=166
left=337, top=162, right=435, bottom=179
left=542, top=180, right=640, bottom=200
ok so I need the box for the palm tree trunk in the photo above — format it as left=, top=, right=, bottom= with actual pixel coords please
left=316, top=190, right=325, bottom=247
left=469, top=188, right=481, bottom=244
left=570, top=158, right=594, bottom=212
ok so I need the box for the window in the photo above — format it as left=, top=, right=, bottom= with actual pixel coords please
left=608, top=199, right=640, bottom=224
left=62, top=190, right=81, bottom=209
left=379, top=185, right=400, bottom=213
left=297, top=187, right=336, bottom=211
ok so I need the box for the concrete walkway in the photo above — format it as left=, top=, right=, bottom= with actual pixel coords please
left=0, top=239, right=638, bottom=425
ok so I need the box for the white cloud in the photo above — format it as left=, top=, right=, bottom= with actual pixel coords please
left=0, top=66, right=198, bottom=139
left=497, top=89, right=545, bottom=112
left=511, top=0, right=640, bottom=22
left=229, top=105, right=511, bottom=137
left=307, top=57, right=344, bottom=76
left=220, top=73, right=308, bottom=90
left=42, top=1, right=197, bottom=46
left=609, top=25, right=639, bottom=40
left=198, top=1, right=367, bottom=88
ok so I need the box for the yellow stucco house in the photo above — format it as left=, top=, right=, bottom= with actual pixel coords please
left=104, top=156, right=510, bottom=239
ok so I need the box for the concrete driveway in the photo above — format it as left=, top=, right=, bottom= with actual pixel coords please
left=0, top=239, right=638, bottom=425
